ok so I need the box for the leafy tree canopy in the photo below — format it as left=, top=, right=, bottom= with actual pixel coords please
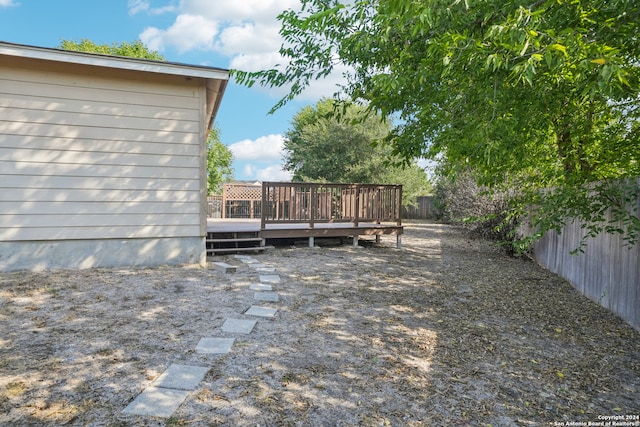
left=235, top=0, right=640, bottom=250
left=284, top=98, right=432, bottom=205
left=206, top=127, right=234, bottom=195
left=58, top=39, right=165, bottom=60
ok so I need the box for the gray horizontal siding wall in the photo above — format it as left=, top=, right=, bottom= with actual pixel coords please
left=0, top=58, right=207, bottom=270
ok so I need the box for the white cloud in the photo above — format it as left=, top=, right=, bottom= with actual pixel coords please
left=255, top=165, right=293, bottom=181
left=228, top=134, right=284, bottom=162
left=138, top=0, right=348, bottom=101
left=140, top=14, right=218, bottom=53
left=217, top=22, right=281, bottom=56
left=242, top=164, right=256, bottom=177
left=139, top=0, right=293, bottom=56
left=241, top=161, right=291, bottom=181
left=0, top=0, right=18, bottom=7
left=231, top=134, right=292, bottom=181
left=180, top=0, right=299, bottom=24
left=128, top=0, right=176, bottom=15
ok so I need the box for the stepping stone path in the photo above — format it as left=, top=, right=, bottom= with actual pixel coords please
left=259, top=274, right=281, bottom=284
left=245, top=305, right=278, bottom=318
left=222, top=318, right=257, bottom=334
left=254, top=291, right=279, bottom=302
left=123, top=253, right=282, bottom=419
left=195, top=337, right=235, bottom=354
left=250, top=283, right=272, bottom=291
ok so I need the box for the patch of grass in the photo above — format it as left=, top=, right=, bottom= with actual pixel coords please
left=6, top=381, right=27, bottom=397
left=166, top=416, right=187, bottom=426
left=94, top=348, right=115, bottom=356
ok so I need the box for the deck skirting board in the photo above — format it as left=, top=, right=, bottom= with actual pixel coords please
left=258, top=226, right=403, bottom=239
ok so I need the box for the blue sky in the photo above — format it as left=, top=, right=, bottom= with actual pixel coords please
left=0, top=0, right=345, bottom=181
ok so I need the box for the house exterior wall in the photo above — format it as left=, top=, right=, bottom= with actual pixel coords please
left=0, top=55, right=209, bottom=271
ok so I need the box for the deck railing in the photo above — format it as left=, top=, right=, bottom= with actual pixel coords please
left=260, top=182, right=402, bottom=229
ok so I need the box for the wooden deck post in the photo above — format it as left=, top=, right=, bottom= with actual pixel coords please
left=261, top=183, right=266, bottom=230
left=310, top=185, right=316, bottom=229
left=396, top=185, right=403, bottom=226
left=353, top=184, right=360, bottom=228
left=222, top=184, right=227, bottom=219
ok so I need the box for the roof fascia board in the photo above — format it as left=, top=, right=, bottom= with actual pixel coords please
left=0, top=41, right=229, bottom=81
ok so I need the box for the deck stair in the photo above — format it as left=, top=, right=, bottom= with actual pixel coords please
left=206, top=230, right=266, bottom=255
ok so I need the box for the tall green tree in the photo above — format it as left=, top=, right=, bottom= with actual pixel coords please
left=235, top=0, right=640, bottom=250
left=206, top=127, right=234, bottom=195
left=59, top=39, right=165, bottom=60
left=284, top=98, right=431, bottom=205
left=60, top=39, right=235, bottom=195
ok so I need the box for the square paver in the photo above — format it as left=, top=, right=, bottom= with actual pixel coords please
left=256, top=267, right=276, bottom=273
left=246, top=305, right=277, bottom=318
left=123, top=387, right=190, bottom=417
left=239, top=258, right=260, bottom=264
left=211, top=262, right=237, bottom=273
left=248, top=263, right=266, bottom=269
left=152, top=364, right=210, bottom=390
left=254, top=292, right=279, bottom=302
left=259, top=274, right=281, bottom=284
left=195, top=337, right=235, bottom=354
left=250, top=283, right=272, bottom=291
left=222, top=318, right=257, bottom=334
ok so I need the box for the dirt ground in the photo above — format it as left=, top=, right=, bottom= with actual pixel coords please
left=0, top=221, right=639, bottom=427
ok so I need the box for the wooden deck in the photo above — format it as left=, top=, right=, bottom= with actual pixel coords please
left=207, top=218, right=403, bottom=248
left=206, top=182, right=404, bottom=252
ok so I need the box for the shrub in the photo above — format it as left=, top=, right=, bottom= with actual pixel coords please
left=434, top=169, right=522, bottom=255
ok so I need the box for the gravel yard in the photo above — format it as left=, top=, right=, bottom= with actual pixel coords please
left=1, top=221, right=639, bottom=426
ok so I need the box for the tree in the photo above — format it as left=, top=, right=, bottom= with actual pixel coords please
left=284, top=98, right=431, bottom=205
left=235, top=0, right=640, bottom=250
left=206, top=127, right=234, bottom=195
left=58, top=39, right=164, bottom=60
left=59, top=39, right=235, bottom=195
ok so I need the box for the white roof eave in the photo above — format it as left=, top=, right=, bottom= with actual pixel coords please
left=0, top=41, right=229, bottom=81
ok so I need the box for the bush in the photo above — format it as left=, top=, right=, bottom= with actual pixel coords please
left=434, top=170, right=522, bottom=255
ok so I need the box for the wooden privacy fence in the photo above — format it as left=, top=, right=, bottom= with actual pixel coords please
left=260, top=182, right=402, bottom=228
left=402, top=196, right=437, bottom=220
left=528, top=177, right=640, bottom=330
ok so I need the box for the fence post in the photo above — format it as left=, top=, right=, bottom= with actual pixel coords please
left=396, top=185, right=403, bottom=226
left=222, top=184, right=227, bottom=219
left=354, top=184, right=360, bottom=228
left=261, top=182, right=267, bottom=230
left=310, top=185, right=316, bottom=229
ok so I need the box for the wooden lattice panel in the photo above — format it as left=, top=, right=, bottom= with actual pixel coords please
left=223, top=183, right=262, bottom=201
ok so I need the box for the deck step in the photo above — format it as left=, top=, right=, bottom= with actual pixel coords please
left=206, top=230, right=265, bottom=255
left=211, top=262, right=237, bottom=273
left=206, top=246, right=266, bottom=254
left=206, top=237, right=263, bottom=243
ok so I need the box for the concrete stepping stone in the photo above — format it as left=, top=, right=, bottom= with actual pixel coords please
left=239, top=258, right=260, bottom=264
left=222, top=318, right=257, bottom=334
left=195, top=337, right=235, bottom=354
left=256, top=267, right=276, bottom=273
left=152, top=364, right=210, bottom=390
left=254, top=292, right=279, bottom=302
left=212, top=262, right=237, bottom=273
left=259, top=274, right=281, bottom=284
left=233, top=255, right=252, bottom=259
left=123, top=386, right=190, bottom=417
left=250, top=283, right=272, bottom=291
left=246, top=305, right=277, bottom=318
left=248, top=263, right=266, bottom=269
